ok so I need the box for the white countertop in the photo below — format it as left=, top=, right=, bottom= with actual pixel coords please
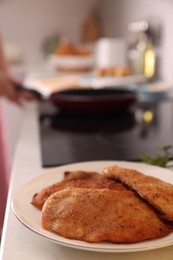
left=1, top=102, right=173, bottom=260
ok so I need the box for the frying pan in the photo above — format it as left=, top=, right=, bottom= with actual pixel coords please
left=16, top=84, right=137, bottom=114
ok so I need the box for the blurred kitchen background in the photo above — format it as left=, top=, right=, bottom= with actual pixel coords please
left=0, top=0, right=173, bottom=168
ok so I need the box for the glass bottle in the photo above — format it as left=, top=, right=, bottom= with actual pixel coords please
left=144, top=32, right=156, bottom=79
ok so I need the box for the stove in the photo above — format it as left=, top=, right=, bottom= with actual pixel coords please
left=39, top=100, right=173, bottom=167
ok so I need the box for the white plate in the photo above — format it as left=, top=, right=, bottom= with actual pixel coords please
left=137, top=82, right=173, bottom=102
left=48, top=54, right=95, bottom=69
left=12, top=160, right=173, bottom=253
left=80, top=74, right=147, bottom=89
left=23, top=73, right=147, bottom=99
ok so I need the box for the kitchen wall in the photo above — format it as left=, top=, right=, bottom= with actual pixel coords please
left=99, top=0, right=173, bottom=82
left=0, top=0, right=97, bottom=64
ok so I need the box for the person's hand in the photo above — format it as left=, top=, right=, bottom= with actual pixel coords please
left=0, top=72, right=16, bottom=100
left=0, top=72, right=37, bottom=106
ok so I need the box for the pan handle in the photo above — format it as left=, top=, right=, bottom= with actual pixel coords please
left=14, top=83, right=44, bottom=100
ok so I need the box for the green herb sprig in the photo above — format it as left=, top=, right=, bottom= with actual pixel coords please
left=141, top=145, right=173, bottom=168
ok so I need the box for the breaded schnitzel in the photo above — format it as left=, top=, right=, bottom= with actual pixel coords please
left=42, top=188, right=172, bottom=243
left=63, top=170, right=102, bottom=180
left=31, top=171, right=127, bottom=209
left=104, top=165, right=173, bottom=221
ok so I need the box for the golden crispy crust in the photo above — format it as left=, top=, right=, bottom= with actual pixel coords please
left=42, top=188, right=172, bottom=243
left=63, top=170, right=102, bottom=180
left=104, top=165, right=173, bottom=221
left=31, top=171, right=127, bottom=209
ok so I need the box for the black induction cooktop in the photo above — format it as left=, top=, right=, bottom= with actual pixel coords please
left=39, top=100, right=173, bottom=167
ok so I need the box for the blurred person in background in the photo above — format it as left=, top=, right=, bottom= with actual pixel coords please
left=0, top=34, right=35, bottom=235
left=0, top=34, right=34, bottom=104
